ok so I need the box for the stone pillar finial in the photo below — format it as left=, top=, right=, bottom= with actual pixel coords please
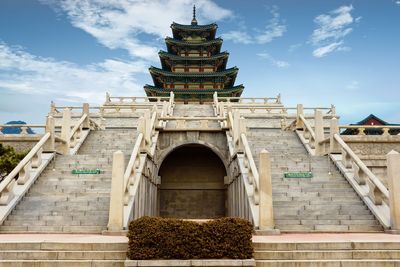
left=387, top=150, right=400, bottom=232
left=108, top=150, right=125, bottom=232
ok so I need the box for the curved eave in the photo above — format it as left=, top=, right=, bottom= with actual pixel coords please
left=171, top=22, right=218, bottom=31
left=149, top=66, right=238, bottom=77
left=159, top=51, right=229, bottom=61
left=144, top=85, right=244, bottom=98
left=165, top=37, right=223, bottom=46
left=159, top=51, right=229, bottom=70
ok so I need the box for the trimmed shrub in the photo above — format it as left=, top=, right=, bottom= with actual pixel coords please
left=127, top=217, right=253, bottom=260
left=0, top=144, right=27, bottom=181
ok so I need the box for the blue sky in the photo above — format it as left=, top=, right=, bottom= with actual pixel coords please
left=0, top=0, right=399, bottom=124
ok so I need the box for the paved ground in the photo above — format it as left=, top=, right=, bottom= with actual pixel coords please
left=253, top=233, right=400, bottom=243
left=0, top=234, right=128, bottom=243
left=0, top=233, right=398, bottom=244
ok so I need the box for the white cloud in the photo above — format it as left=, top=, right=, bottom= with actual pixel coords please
left=396, top=0, right=400, bottom=5
left=310, top=5, right=360, bottom=57
left=221, top=31, right=252, bottom=44
left=222, top=6, right=286, bottom=45
left=254, top=6, right=286, bottom=44
left=41, top=0, right=233, bottom=61
left=0, top=42, right=147, bottom=103
left=346, top=80, right=360, bottom=91
left=257, top=52, right=290, bottom=68
left=312, top=41, right=343, bottom=58
left=288, top=43, right=302, bottom=52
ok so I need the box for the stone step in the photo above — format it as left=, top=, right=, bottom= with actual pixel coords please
left=0, top=225, right=106, bottom=233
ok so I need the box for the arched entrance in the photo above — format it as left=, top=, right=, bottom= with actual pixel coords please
left=158, top=144, right=227, bottom=219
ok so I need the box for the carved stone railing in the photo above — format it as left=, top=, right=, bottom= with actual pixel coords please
left=108, top=106, right=161, bottom=231
left=0, top=116, right=57, bottom=224
left=295, top=106, right=333, bottom=156
left=0, top=124, right=45, bottom=135
left=56, top=105, right=92, bottom=155
left=218, top=94, right=281, bottom=104
left=105, top=92, right=171, bottom=104
left=331, top=133, right=392, bottom=228
left=296, top=113, right=400, bottom=232
left=339, top=125, right=400, bottom=136
left=222, top=108, right=275, bottom=231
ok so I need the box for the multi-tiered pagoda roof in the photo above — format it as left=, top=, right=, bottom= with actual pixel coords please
left=144, top=6, right=244, bottom=102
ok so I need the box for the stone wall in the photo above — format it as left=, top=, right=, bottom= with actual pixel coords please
left=158, top=145, right=227, bottom=218
left=342, top=135, right=400, bottom=188
left=0, top=138, right=40, bottom=153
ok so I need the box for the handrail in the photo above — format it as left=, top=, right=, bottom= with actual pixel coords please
left=123, top=133, right=144, bottom=193
left=240, top=133, right=260, bottom=194
left=299, top=114, right=316, bottom=140
left=339, top=125, right=400, bottom=129
left=334, top=134, right=389, bottom=198
left=0, top=133, right=50, bottom=193
left=69, top=114, right=87, bottom=140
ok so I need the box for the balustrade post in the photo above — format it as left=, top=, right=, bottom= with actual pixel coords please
left=277, top=93, right=281, bottom=104
left=259, top=149, right=275, bottom=230
left=107, top=151, right=125, bottom=231
left=329, top=117, right=340, bottom=154
left=82, top=103, right=90, bottom=129
left=60, top=108, right=71, bottom=155
left=44, top=116, right=55, bottom=152
left=106, top=92, right=111, bottom=103
left=296, top=104, right=304, bottom=129
left=314, top=109, right=325, bottom=156
left=50, top=101, right=56, bottom=115
left=387, top=150, right=400, bottom=233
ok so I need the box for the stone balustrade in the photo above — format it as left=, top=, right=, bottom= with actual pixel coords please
left=108, top=106, right=162, bottom=231
left=105, top=92, right=170, bottom=104
left=339, top=125, right=400, bottom=136
left=0, top=116, right=56, bottom=224
left=0, top=124, right=45, bottom=135
left=296, top=112, right=400, bottom=232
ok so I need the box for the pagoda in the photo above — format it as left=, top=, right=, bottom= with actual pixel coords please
left=144, top=6, right=244, bottom=103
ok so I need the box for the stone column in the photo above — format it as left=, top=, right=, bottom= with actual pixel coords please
left=82, top=103, right=90, bottom=129
left=387, top=150, right=400, bottom=232
left=43, top=116, right=55, bottom=152
left=296, top=104, right=304, bottom=129
left=314, top=109, right=325, bottom=156
left=60, top=108, right=71, bottom=155
left=259, top=149, right=274, bottom=230
left=329, top=117, right=340, bottom=154
left=108, top=151, right=125, bottom=231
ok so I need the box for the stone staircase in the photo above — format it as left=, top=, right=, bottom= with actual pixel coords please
left=247, top=128, right=383, bottom=232
left=0, top=236, right=127, bottom=266
left=172, top=103, right=215, bottom=117
left=254, top=237, right=400, bottom=266
left=0, top=129, right=137, bottom=233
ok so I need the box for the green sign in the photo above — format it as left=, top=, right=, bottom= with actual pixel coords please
left=284, top=172, right=313, bottom=178
left=72, top=169, right=102, bottom=174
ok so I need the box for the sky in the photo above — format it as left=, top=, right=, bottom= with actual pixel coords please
left=0, top=0, right=399, bottom=124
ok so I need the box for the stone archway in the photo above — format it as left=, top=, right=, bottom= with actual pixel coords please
left=158, top=144, right=227, bottom=219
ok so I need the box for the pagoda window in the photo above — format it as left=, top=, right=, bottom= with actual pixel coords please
left=188, top=84, right=199, bottom=89
left=174, top=64, right=185, bottom=72
left=188, top=50, right=200, bottom=57
left=175, top=83, right=185, bottom=89
left=203, top=83, right=214, bottom=89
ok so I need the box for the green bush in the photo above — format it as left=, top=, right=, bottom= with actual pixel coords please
left=127, top=217, right=253, bottom=260
left=0, top=143, right=27, bottom=181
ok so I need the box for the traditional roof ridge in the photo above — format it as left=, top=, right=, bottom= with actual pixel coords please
left=149, top=66, right=238, bottom=77
left=165, top=37, right=222, bottom=46
left=144, top=84, right=244, bottom=94
left=159, top=50, right=229, bottom=60
left=171, top=22, right=218, bottom=30
left=354, top=114, right=390, bottom=125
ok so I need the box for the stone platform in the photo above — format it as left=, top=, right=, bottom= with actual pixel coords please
left=0, top=233, right=399, bottom=266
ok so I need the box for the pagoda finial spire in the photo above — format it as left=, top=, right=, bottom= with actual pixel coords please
left=191, top=5, right=198, bottom=25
